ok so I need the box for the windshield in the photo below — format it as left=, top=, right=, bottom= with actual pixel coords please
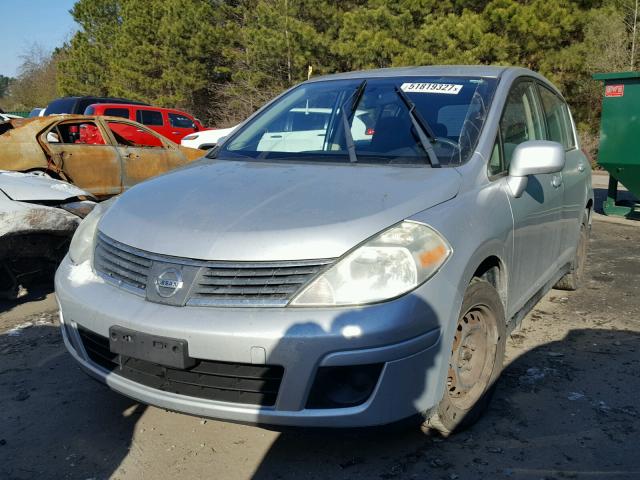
left=217, top=76, right=497, bottom=166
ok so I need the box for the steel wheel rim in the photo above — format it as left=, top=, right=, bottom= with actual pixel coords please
left=447, top=303, right=498, bottom=410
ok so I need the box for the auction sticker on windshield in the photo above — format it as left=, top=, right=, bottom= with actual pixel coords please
left=401, top=83, right=463, bottom=94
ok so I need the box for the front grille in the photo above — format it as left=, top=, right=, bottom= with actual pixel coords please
left=189, top=262, right=331, bottom=307
left=78, top=327, right=284, bottom=406
left=94, top=232, right=151, bottom=295
left=94, top=232, right=333, bottom=307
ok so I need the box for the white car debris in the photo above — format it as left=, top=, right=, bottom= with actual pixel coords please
left=181, top=126, right=237, bottom=150
left=0, top=170, right=96, bottom=298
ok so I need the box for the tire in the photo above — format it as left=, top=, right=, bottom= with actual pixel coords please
left=554, top=214, right=589, bottom=291
left=423, top=279, right=506, bottom=436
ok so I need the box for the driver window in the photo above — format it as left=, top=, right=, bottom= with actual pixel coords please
left=499, top=81, right=544, bottom=169
left=106, top=121, right=164, bottom=148
left=47, top=122, right=106, bottom=145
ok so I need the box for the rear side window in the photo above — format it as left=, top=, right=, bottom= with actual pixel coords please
left=168, top=113, right=195, bottom=128
left=106, top=121, right=163, bottom=147
left=136, top=110, right=164, bottom=126
left=500, top=81, right=545, bottom=169
left=77, top=99, right=100, bottom=113
left=537, top=85, right=575, bottom=150
left=85, top=106, right=96, bottom=115
left=104, top=108, right=130, bottom=119
left=45, top=98, right=77, bottom=115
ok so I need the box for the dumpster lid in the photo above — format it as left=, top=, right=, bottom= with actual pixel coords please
left=593, top=71, right=640, bottom=81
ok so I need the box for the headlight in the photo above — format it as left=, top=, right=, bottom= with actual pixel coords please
left=291, top=221, right=451, bottom=307
left=68, top=198, right=116, bottom=265
left=183, top=134, right=199, bottom=141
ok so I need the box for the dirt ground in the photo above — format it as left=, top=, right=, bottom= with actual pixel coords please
left=1, top=217, right=639, bottom=480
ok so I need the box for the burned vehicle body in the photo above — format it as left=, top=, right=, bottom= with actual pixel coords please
left=56, top=66, right=593, bottom=435
left=0, top=171, right=95, bottom=298
left=0, top=116, right=202, bottom=198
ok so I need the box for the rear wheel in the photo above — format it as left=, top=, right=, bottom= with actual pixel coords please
left=555, top=213, right=589, bottom=291
left=423, top=279, right=506, bottom=436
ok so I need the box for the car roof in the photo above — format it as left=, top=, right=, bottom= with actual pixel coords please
left=53, top=96, right=145, bottom=102
left=0, top=114, right=158, bottom=136
left=306, top=65, right=529, bottom=83
left=90, top=103, right=190, bottom=114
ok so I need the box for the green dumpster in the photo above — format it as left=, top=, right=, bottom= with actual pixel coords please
left=593, top=71, right=640, bottom=218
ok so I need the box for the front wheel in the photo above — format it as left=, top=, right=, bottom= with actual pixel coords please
left=423, top=279, right=506, bottom=436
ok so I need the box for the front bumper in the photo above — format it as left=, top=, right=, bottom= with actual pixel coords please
left=56, top=255, right=456, bottom=427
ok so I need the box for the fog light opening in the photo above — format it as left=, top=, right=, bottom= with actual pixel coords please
left=306, top=363, right=383, bottom=409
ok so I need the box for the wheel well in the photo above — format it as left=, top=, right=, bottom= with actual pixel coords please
left=472, top=256, right=507, bottom=307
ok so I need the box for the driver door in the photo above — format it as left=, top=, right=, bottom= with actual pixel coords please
left=103, top=120, right=187, bottom=189
left=40, top=119, right=123, bottom=196
left=499, top=81, right=565, bottom=312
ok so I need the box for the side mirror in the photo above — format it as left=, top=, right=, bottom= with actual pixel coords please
left=507, top=140, right=565, bottom=198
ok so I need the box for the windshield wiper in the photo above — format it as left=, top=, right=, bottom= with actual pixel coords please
left=340, top=80, right=367, bottom=163
left=394, top=87, right=440, bottom=167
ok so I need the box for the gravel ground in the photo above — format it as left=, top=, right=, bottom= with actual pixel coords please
left=1, top=218, right=639, bottom=480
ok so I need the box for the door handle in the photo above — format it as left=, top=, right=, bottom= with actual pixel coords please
left=172, top=131, right=180, bottom=135
left=577, top=162, right=585, bottom=172
left=551, top=175, right=563, bottom=188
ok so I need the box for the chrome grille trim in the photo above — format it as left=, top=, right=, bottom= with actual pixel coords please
left=94, top=233, right=150, bottom=297
left=93, top=232, right=334, bottom=307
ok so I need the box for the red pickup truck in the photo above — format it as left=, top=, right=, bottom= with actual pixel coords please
left=84, top=103, right=205, bottom=144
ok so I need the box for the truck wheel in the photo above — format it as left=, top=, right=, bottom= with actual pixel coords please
left=423, top=279, right=506, bottom=436
left=554, top=215, right=589, bottom=291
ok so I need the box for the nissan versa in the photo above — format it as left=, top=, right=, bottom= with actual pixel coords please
left=56, top=66, right=593, bottom=435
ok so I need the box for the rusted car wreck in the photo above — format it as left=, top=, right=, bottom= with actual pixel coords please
left=0, top=116, right=203, bottom=197
left=0, top=171, right=95, bottom=298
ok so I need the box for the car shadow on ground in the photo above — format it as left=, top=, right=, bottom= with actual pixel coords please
left=0, top=322, right=145, bottom=480
left=2, top=323, right=638, bottom=479
left=250, top=327, right=640, bottom=480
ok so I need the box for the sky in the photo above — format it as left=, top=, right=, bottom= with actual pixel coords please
left=1, top=0, right=78, bottom=78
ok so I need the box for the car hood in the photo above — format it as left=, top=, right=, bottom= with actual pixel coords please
left=99, top=159, right=461, bottom=261
left=0, top=170, right=91, bottom=202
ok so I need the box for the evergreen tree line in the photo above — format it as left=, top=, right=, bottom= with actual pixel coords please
left=3, top=0, right=640, bottom=157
